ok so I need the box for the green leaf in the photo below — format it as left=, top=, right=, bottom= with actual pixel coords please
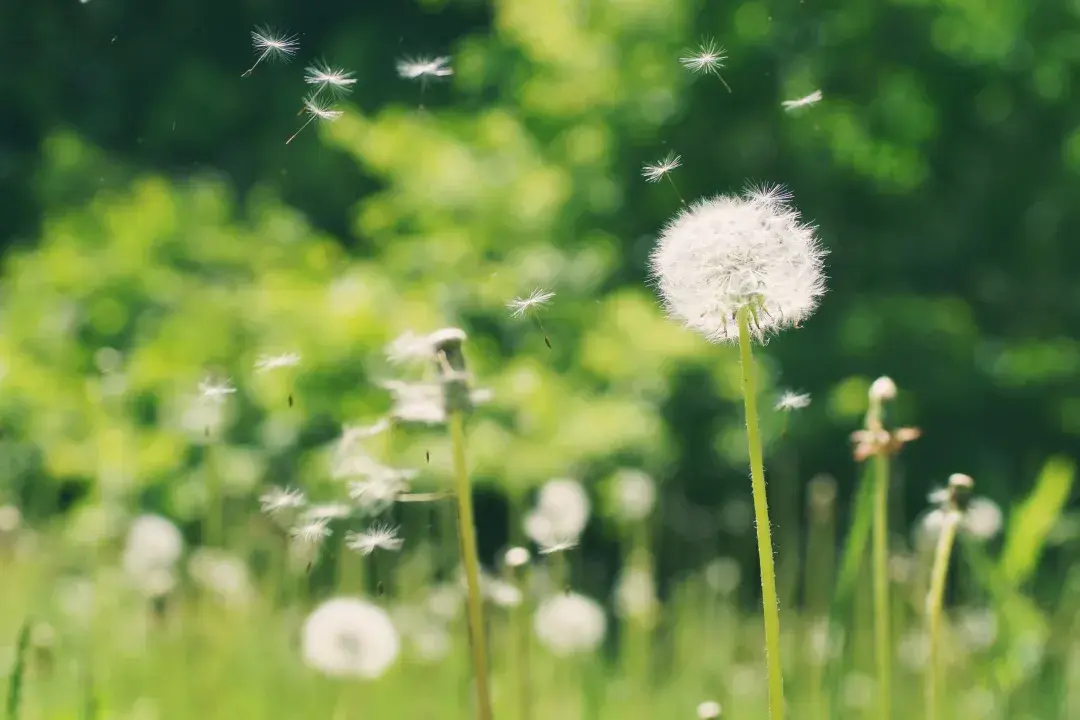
left=1000, top=457, right=1076, bottom=586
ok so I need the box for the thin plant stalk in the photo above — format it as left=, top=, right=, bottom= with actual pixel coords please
left=507, top=563, right=533, bottom=720
left=804, top=476, right=836, bottom=720
left=872, top=451, right=892, bottom=720
left=205, top=445, right=223, bottom=547
left=6, top=618, right=31, bottom=720
left=735, top=305, right=785, bottom=720
left=449, top=412, right=494, bottom=720
left=925, top=511, right=959, bottom=720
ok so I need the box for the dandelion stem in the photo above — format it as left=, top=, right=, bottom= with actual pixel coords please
left=449, top=412, right=494, bottom=720
left=286, top=116, right=317, bottom=145
left=241, top=51, right=269, bottom=78
left=6, top=618, right=31, bottom=720
left=926, top=511, right=958, bottom=720
left=736, top=305, right=785, bottom=720
left=872, top=451, right=892, bottom=720
left=205, top=445, right=223, bottom=547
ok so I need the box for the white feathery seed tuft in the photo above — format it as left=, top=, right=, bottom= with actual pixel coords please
left=346, top=524, right=404, bottom=555
left=642, top=151, right=682, bottom=183
left=679, top=39, right=731, bottom=91
left=697, top=700, right=723, bottom=719
left=254, top=352, right=301, bottom=373
left=199, top=377, right=236, bottom=404
left=122, top=514, right=183, bottom=598
left=303, top=62, right=357, bottom=97
left=287, top=95, right=344, bottom=145
left=302, top=597, right=401, bottom=678
left=188, top=549, right=252, bottom=606
left=259, top=486, right=306, bottom=515
left=649, top=185, right=827, bottom=343
left=782, top=89, right=823, bottom=112
left=291, top=518, right=332, bottom=546
left=533, top=592, right=607, bottom=656
left=775, top=390, right=811, bottom=412
left=396, top=56, right=453, bottom=81
left=243, top=26, right=299, bottom=77
left=507, top=289, right=555, bottom=318
left=612, top=469, right=656, bottom=521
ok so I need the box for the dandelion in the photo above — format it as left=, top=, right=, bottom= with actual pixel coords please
left=396, top=55, right=453, bottom=81
left=122, top=515, right=183, bottom=598
left=483, top=576, right=524, bottom=608
left=242, top=25, right=299, bottom=77
left=347, top=469, right=415, bottom=515
left=612, top=469, right=656, bottom=522
left=918, top=491, right=1003, bottom=543
left=507, top=289, right=555, bottom=318
left=188, top=549, right=252, bottom=606
left=650, top=184, right=826, bottom=720
left=679, top=38, right=731, bottom=91
left=614, top=566, right=658, bottom=621
left=291, top=519, right=332, bottom=546
left=286, top=95, right=343, bottom=145
left=525, top=512, right=579, bottom=555
left=533, top=592, right=606, bottom=656
left=303, top=62, right=356, bottom=97
left=505, top=546, right=531, bottom=568
left=198, top=377, right=236, bottom=404
left=775, top=390, right=811, bottom=412
left=259, top=486, right=306, bottom=516
left=385, top=331, right=435, bottom=365
left=508, top=288, right=556, bottom=348
left=254, top=352, right=301, bottom=372
left=642, top=151, right=682, bottom=183
left=650, top=186, right=826, bottom=343
left=346, top=524, right=404, bottom=555
left=697, top=701, right=723, bottom=719
left=782, top=89, right=823, bottom=112
left=302, top=598, right=401, bottom=678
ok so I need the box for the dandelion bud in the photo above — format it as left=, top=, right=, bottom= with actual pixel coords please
left=869, top=376, right=897, bottom=402
left=696, top=700, right=723, bottom=719
left=650, top=186, right=826, bottom=343
left=430, top=327, right=472, bottom=414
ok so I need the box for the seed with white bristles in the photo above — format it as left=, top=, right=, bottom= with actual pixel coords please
left=243, top=25, right=299, bottom=77
left=642, top=151, right=682, bottom=183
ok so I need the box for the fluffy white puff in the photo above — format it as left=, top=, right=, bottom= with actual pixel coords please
left=533, top=592, right=607, bottom=656
left=302, top=597, right=400, bottom=679
left=650, top=186, right=827, bottom=343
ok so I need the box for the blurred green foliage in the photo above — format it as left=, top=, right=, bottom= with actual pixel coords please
left=1, top=0, right=1079, bottom=586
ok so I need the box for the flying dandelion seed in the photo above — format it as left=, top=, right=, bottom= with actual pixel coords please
left=242, top=25, right=299, bottom=77
left=396, top=56, right=453, bottom=81
left=254, top=352, right=301, bottom=373
left=346, top=524, right=404, bottom=555
left=259, top=486, right=307, bottom=516
left=291, top=519, right=332, bottom=546
left=782, top=89, right=823, bottom=112
left=286, top=95, right=343, bottom=145
left=642, top=152, right=682, bottom=183
left=679, top=38, right=731, bottom=92
left=507, top=288, right=556, bottom=348
left=198, top=377, right=236, bottom=404
left=304, top=62, right=356, bottom=97
left=775, top=391, right=811, bottom=412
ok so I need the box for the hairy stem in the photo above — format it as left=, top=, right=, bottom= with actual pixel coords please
left=926, top=512, right=959, bottom=720
left=449, top=412, right=494, bottom=720
left=736, top=305, right=785, bottom=720
left=872, top=452, right=892, bottom=720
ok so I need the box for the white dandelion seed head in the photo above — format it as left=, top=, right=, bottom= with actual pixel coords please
left=642, top=151, right=682, bottom=183
left=385, top=331, right=436, bottom=365
left=484, top=576, right=524, bottom=608
left=346, top=524, right=404, bottom=556
left=250, top=26, right=299, bottom=61
left=775, top=390, right=811, bottom=412
left=524, top=509, right=582, bottom=555
left=536, top=478, right=591, bottom=535
left=303, top=62, right=356, bottom=94
left=187, top=549, right=252, bottom=606
left=869, top=376, right=897, bottom=402
left=254, top=352, right=301, bottom=373
left=961, top=497, right=1003, bottom=540
left=427, top=326, right=467, bottom=348
left=533, top=592, right=607, bottom=656
left=291, top=519, right=332, bottom=546
left=781, top=89, right=823, bottom=112
left=649, top=187, right=827, bottom=343
left=507, top=288, right=555, bottom=318
left=121, top=514, right=183, bottom=598
left=302, top=597, right=401, bottom=679
left=614, top=566, right=658, bottom=620
left=696, top=700, right=723, bottom=719
left=396, top=55, right=453, bottom=80
left=198, top=377, right=236, bottom=404
left=679, top=39, right=727, bottom=76
left=505, top=546, right=531, bottom=568
left=612, top=469, right=656, bottom=521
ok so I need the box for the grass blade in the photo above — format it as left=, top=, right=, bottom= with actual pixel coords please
left=6, top=618, right=31, bottom=720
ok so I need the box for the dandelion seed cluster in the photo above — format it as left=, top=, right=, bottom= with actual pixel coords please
left=302, top=598, right=401, bottom=679
left=650, top=186, right=827, bottom=342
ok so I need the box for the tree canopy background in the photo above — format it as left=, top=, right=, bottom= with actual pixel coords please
left=2, top=0, right=1079, bottom=597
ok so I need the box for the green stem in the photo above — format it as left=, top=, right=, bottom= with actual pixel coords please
left=449, top=412, right=494, bottom=720
left=205, top=444, right=223, bottom=547
left=736, top=306, right=785, bottom=720
left=872, top=452, right=892, bottom=720
left=926, top=512, right=959, bottom=720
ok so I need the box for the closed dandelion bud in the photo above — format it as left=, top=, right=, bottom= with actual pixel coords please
left=650, top=185, right=827, bottom=343
left=430, top=327, right=473, bottom=415
left=869, top=376, right=897, bottom=402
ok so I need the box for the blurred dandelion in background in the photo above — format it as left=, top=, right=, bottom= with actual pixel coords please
left=302, top=598, right=401, bottom=678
